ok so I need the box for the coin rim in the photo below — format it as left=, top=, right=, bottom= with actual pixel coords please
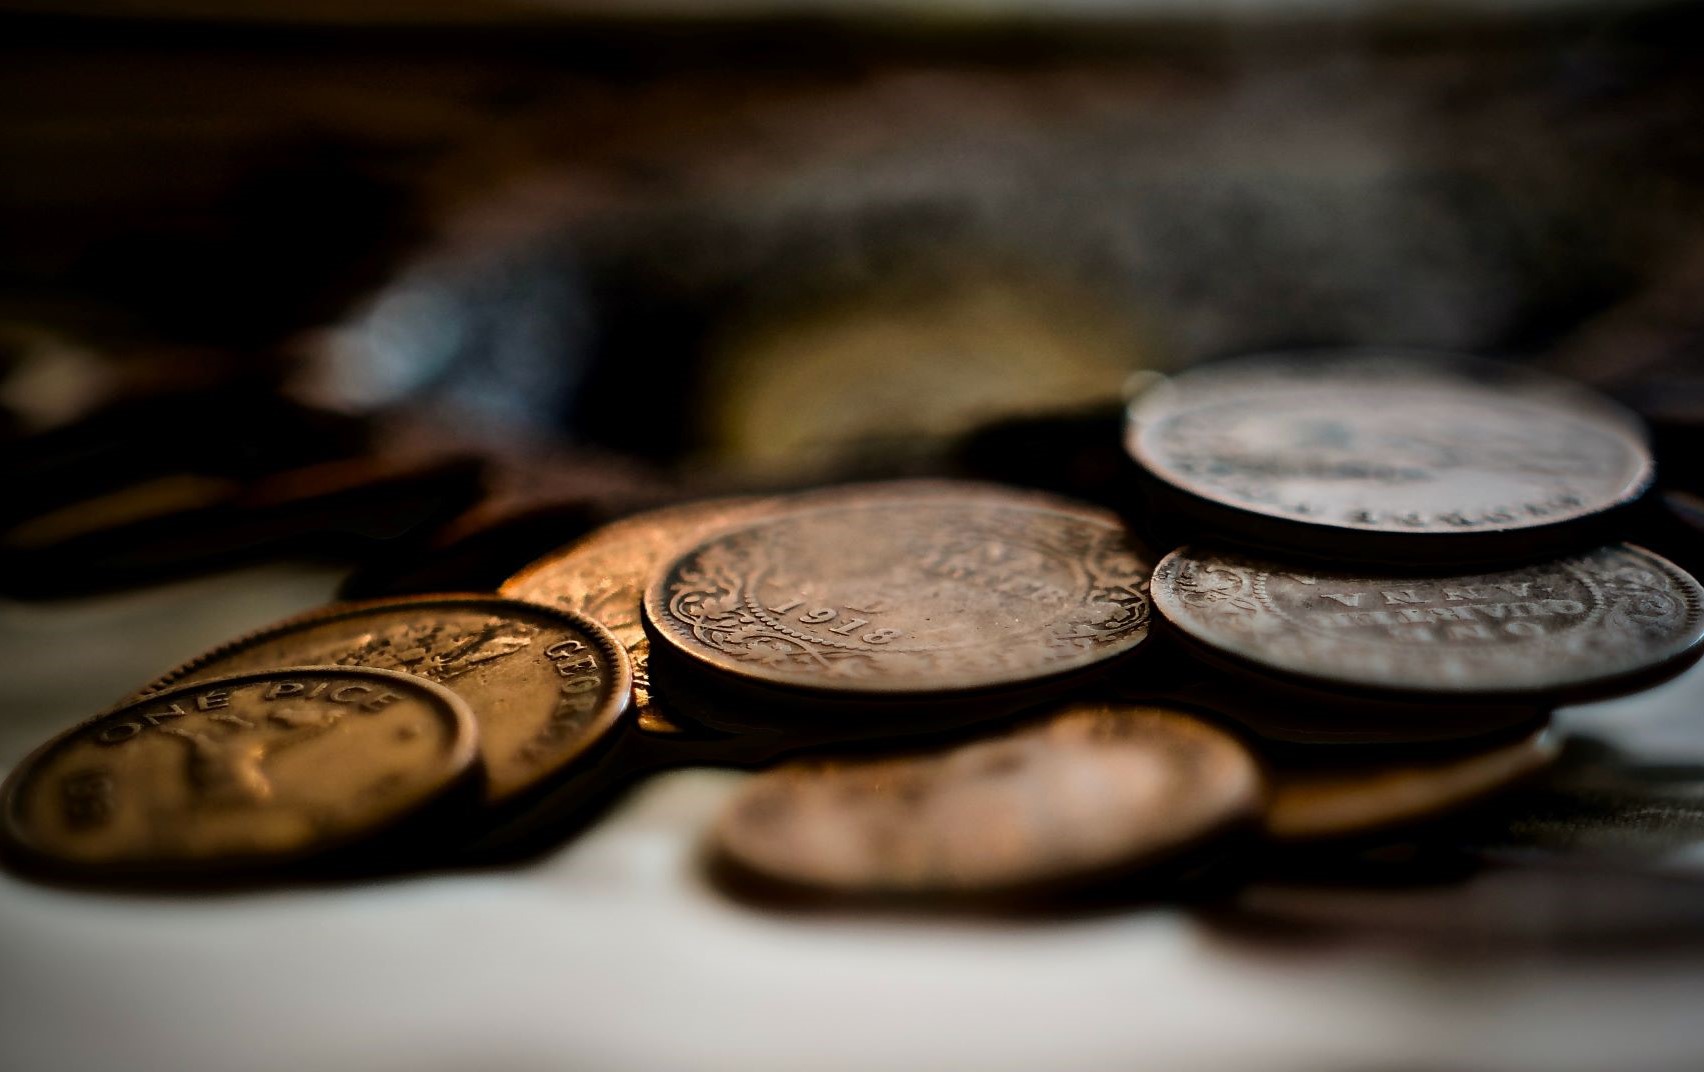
left=132, top=593, right=634, bottom=805
left=1149, top=543, right=1704, bottom=699
left=640, top=489, right=1153, bottom=697
left=1, top=664, right=481, bottom=874
left=1124, top=350, right=1656, bottom=552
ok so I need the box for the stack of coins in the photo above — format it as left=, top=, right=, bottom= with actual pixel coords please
left=3, top=350, right=1700, bottom=914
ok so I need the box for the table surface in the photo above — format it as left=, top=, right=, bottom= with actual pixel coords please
left=4, top=565, right=1704, bottom=1072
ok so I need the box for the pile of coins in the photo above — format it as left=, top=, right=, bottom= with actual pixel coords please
left=4, top=351, right=1701, bottom=906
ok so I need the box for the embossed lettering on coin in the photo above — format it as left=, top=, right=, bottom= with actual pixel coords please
left=644, top=485, right=1152, bottom=695
left=2, top=667, right=476, bottom=874
left=714, top=702, right=1261, bottom=895
left=1152, top=544, right=1704, bottom=695
left=503, top=497, right=774, bottom=731
left=140, top=596, right=631, bottom=805
left=1125, top=353, right=1652, bottom=540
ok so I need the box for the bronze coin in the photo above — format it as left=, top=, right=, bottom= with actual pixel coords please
left=713, top=701, right=1262, bottom=896
left=1125, top=352, right=1653, bottom=560
left=644, top=482, right=1152, bottom=698
left=2, top=667, right=477, bottom=877
left=1266, top=727, right=1558, bottom=840
left=140, top=595, right=631, bottom=807
left=501, top=497, right=778, bottom=736
left=1152, top=544, right=1704, bottom=698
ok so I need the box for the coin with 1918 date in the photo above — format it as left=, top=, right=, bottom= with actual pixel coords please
left=643, top=483, right=1153, bottom=699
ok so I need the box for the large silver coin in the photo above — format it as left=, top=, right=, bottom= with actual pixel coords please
left=643, top=482, right=1152, bottom=697
left=1151, top=544, right=1704, bottom=697
left=1125, top=353, right=1652, bottom=555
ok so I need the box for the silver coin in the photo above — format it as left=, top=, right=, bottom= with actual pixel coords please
left=643, top=482, right=1152, bottom=697
left=1151, top=544, right=1704, bottom=697
left=1125, top=352, right=1652, bottom=550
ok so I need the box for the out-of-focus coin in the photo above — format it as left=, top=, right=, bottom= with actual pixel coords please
left=1152, top=544, right=1704, bottom=699
left=1124, top=352, right=1653, bottom=562
left=502, top=497, right=776, bottom=736
left=140, top=596, right=631, bottom=807
left=1, top=667, right=477, bottom=878
left=645, top=482, right=1152, bottom=699
left=713, top=702, right=1262, bottom=897
left=1266, top=727, right=1558, bottom=840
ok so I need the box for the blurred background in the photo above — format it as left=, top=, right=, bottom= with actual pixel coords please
left=5, top=3, right=1704, bottom=1070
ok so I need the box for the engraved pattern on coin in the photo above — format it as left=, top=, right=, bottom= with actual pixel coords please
left=1152, top=545, right=1704, bottom=695
left=502, top=498, right=775, bottom=726
left=139, top=597, right=631, bottom=805
left=714, top=702, right=1261, bottom=895
left=1126, top=354, right=1652, bottom=536
left=1, top=667, right=477, bottom=874
left=646, top=493, right=1151, bottom=694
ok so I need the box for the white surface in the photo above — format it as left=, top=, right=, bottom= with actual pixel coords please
left=4, top=570, right=1704, bottom=1071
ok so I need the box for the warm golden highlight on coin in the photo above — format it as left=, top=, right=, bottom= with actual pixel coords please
left=2, top=667, right=477, bottom=876
left=645, top=483, right=1152, bottom=697
left=1266, top=727, right=1557, bottom=840
left=141, top=596, right=631, bottom=806
left=502, top=497, right=775, bottom=732
left=713, top=702, right=1262, bottom=896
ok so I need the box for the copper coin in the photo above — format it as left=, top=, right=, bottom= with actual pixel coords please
left=644, top=482, right=1152, bottom=698
left=713, top=702, right=1262, bottom=896
left=1125, top=352, right=1653, bottom=559
left=2, top=667, right=477, bottom=877
left=1266, top=727, right=1558, bottom=840
left=1152, top=544, right=1704, bottom=698
left=502, top=497, right=778, bottom=736
left=140, top=595, right=631, bottom=807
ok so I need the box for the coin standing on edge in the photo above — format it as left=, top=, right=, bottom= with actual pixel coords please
left=138, top=595, right=631, bottom=807
left=644, top=483, right=1153, bottom=700
left=1, top=667, right=478, bottom=878
left=1124, top=352, right=1654, bottom=562
left=713, top=701, right=1262, bottom=897
left=502, top=497, right=776, bottom=737
left=1151, top=544, right=1704, bottom=699
left=1266, top=727, right=1558, bottom=840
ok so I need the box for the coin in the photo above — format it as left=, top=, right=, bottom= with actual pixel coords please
left=1124, top=352, right=1653, bottom=561
left=644, top=482, right=1152, bottom=698
left=1266, top=727, right=1557, bottom=840
left=712, top=701, right=1262, bottom=897
left=502, top=497, right=778, bottom=736
left=1, top=667, right=477, bottom=877
left=1151, top=544, right=1704, bottom=698
left=139, top=595, right=631, bottom=807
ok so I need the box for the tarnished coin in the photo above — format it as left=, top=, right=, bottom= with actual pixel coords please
left=713, top=702, right=1262, bottom=897
left=1152, top=544, right=1704, bottom=698
left=1125, top=352, right=1653, bottom=560
left=140, top=595, right=631, bottom=807
left=502, top=497, right=777, bottom=736
left=2, top=667, right=477, bottom=877
left=1267, top=727, right=1557, bottom=840
left=644, top=483, right=1152, bottom=698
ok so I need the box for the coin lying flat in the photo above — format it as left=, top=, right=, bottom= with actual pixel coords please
left=1152, top=544, right=1704, bottom=698
left=644, top=483, right=1152, bottom=698
left=502, top=497, right=777, bottom=736
left=1125, top=352, right=1653, bottom=561
left=2, top=667, right=477, bottom=877
left=140, top=596, right=631, bottom=807
left=713, top=702, right=1262, bottom=897
left=1266, top=727, right=1558, bottom=840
